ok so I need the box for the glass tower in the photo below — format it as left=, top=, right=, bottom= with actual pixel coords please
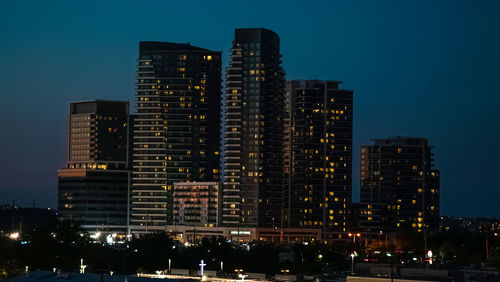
left=285, top=80, right=353, bottom=236
left=131, top=42, right=221, bottom=229
left=223, top=28, right=286, bottom=227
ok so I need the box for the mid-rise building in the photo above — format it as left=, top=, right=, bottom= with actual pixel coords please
left=58, top=100, right=131, bottom=234
left=173, top=182, right=219, bottom=227
left=360, top=137, right=440, bottom=233
left=223, top=28, right=286, bottom=227
left=285, top=80, right=353, bottom=237
left=131, top=42, right=222, bottom=230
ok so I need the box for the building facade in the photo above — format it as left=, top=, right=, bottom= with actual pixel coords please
left=131, top=42, right=222, bottom=229
left=58, top=100, right=131, bottom=233
left=285, top=80, right=353, bottom=237
left=350, top=202, right=387, bottom=233
left=360, top=137, right=440, bottom=233
left=173, top=182, right=219, bottom=227
left=223, top=28, right=286, bottom=227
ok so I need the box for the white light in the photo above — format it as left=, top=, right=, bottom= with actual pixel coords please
left=9, top=232, right=19, bottom=239
left=106, top=235, right=114, bottom=244
left=230, top=231, right=251, bottom=235
left=91, top=232, right=101, bottom=239
left=201, top=275, right=207, bottom=281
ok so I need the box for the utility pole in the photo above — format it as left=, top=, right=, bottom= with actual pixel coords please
left=486, top=229, right=489, bottom=260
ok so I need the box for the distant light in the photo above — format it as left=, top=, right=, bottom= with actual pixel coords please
left=91, top=232, right=101, bottom=239
left=106, top=235, right=114, bottom=244
left=318, top=254, right=323, bottom=259
left=413, top=257, right=417, bottom=261
left=9, top=232, right=19, bottom=240
left=386, top=253, right=392, bottom=257
left=184, top=242, right=190, bottom=247
left=202, top=275, right=207, bottom=281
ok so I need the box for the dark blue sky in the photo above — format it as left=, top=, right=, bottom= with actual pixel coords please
left=0, top=0, right=498, bottom=216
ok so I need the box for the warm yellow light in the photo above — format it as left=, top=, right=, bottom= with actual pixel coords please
left=9, top=232, right=19, bottom=240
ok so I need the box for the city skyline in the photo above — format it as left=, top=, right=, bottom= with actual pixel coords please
left=1, top=0, right=499, bottom=217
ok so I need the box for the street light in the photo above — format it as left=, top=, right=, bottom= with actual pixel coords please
left=386, top=253, right=393, bottom=282
left=350, top=253, right=355, bottom=273
left=281, top=269, right=290, bottom=274
left=238, top=274, right=248, bottom=282
left=348, top=233, right=361, bottom=244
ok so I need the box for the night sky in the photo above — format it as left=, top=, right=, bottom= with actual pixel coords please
left=0, top=0, right=498, bottom=217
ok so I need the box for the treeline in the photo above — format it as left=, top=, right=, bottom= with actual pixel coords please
left=2, top=220, right=500, bottom=279
left=0, top=221, right=351, bottom=278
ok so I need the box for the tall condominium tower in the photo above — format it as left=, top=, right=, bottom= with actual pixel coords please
left=131, top=42, right=222, bottom=229
left=285, top=80, right=353, bottom=236
left=223, top=28, right=286, bottom=227
left=58, top=100, right=131, bottom=234
left=360, top=137, right=440, bottom=233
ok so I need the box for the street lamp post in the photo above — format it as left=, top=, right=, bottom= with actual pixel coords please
left=350, top=253, right=355, bottom=273
left=348, top=233, right=361, bottom=244
left=386, top=253, right=393, bottom=282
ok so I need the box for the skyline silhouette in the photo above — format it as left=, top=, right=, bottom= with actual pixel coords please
left=0, top=0, right=499, bottom=217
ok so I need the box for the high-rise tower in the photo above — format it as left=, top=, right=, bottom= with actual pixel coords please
left=223, top=28, right=286, bottom=227
left=285, top=80, right=353, bottom=236
left=131, top=42, right=221, bottom=229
